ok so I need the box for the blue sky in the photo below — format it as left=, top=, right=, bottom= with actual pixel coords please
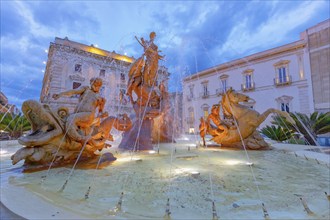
left=1, top=0, right=329, bottom=110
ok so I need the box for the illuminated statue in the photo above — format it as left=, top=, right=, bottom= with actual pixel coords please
left=137, top=32, right=164, bottom=87
left=200, top=88, right=295, bottom=149
left=119, top=32, right=167, bottom=150
left=12, top=78, right=132, bottom=170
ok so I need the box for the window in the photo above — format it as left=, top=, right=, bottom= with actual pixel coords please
left=221, top=79, right=227, bottom=92
left=201, top=104, right=209, bottom=119
left=72, top=82, right=81, bottom=89
left=72, top=82, right=81, bottom=98
left=187, top=107, right=195, bottom=124
left=219, top=74, right=229, bottom=93
left=74, top=64, right=82, bottom=72
left=242, top=69, right=255, bottom=91
left=274, top=60, right=291, bottom=86
left=99, top=69, right=105, bottom=77
left=276, top=95, right=293, bottom=113
left=189, top=128, right=195, bottom=134
left=120, top=73, right=125, bottom=81
left=278, top=67, right=287, bottom=83
left=281, top=103, right=290, bottom=112
left=187, top=84, right=194, bottom=101
left=100, top=86, right=105, bottom=96
left=202, top=82, right=209, bottom=97
left=204, top=110, right=209, bottom=119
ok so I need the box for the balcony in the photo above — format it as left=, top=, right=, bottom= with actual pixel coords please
left=216, top=88, right=224, bottom=96
left=186, top=117, right=195, bottom=124
left=241, top=82, right=255, bottom=92
left=274, top=76, right=292, bottom=86
left=200, top=91, right=210, bottom=99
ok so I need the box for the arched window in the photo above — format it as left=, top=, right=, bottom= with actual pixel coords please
left=275, top=95, right=293, bottom=113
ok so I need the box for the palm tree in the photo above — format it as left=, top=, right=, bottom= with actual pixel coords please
left=272, top=112, right=330, bottom=145
left=0, top=113, right=31, bottom=139
left=260, top=125, right=293, bottom=142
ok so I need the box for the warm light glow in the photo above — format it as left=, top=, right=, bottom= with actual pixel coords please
left=174, top=167, right=195, bottom=175
left=0, top=150, right=8, bottom=155
left=86, top=46, right=134, bottom=63
left=149, top=150, right=156, bottom=154
left=225, top=160, right=242, bottom=166
left=245, top=162, right=254, bottom=166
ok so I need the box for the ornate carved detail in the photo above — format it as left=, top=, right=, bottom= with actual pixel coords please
left=69, top=74, right=85, bottom=82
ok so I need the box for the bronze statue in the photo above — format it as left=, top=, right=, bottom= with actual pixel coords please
left=12, top=78, right=132, bottom=170
left=200, top=88, right=295, bottom=149
left=119, top=32, right=168, bottom=150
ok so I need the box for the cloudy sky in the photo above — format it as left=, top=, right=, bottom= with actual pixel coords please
left=1, top=0, right=329, bottom=110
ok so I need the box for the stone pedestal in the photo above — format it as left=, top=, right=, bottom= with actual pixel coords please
left=118, top=118, right=154, bottom=151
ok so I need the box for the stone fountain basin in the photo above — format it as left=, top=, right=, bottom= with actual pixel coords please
left=1, top=138, right=329, bottom=219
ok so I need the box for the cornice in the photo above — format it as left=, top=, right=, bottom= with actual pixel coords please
left=50, top=42, right=134, bottom=66
left=184, top=40, right=306, bottom=82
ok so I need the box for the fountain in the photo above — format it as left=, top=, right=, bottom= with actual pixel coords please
left=199, top=88, right=296, bottom=150
left=1, top=32, right=329, bottom=219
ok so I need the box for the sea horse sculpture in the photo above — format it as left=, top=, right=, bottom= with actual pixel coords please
left=200, top=88, right=295, bottom=149
left=11, top=79, right=132, bottom=170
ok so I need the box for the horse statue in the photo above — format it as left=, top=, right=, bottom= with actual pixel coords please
left=201, top=88, right=295, bottom=149
left=11, top=100, right=132, bottom=169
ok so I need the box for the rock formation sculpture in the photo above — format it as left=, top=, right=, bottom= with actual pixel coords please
left=200, top=88, right=295, bottom=150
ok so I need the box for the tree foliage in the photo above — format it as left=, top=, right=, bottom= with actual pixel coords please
left=260, top=125, right=293, bottom=142
left=0, top=113, right=31, bottom=139
left=272, top=112, right=330, bottom=145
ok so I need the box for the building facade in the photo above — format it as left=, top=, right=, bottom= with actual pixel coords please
left=0, top=92, right=19, bottom=115
left=182, top=20, right=329, bottom=134
left=40, top=37, right=169, bottom=117
left=304, top=20, right=330, bottom=113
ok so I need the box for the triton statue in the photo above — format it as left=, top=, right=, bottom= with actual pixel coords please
left=199, top=88, right=295, bottom=150
left=11, top=77, right=132, bottom=170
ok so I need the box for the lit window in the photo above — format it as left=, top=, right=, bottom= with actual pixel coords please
left=201, top=104, right=209, bottom=119
left=75, top=64, right=82, bottom=72
left=221, top=79, right=227, bottom=92
left=99, top=69, right=105, bottom=77
left=274, top=60, right=291, bottom=85
left=219, top=74, right=229, bottom=93
left=204, top=110, right=209, bottom=119
left=242, top=69, right=254, bottom=91
left=278, top=67, right=287, bottom=83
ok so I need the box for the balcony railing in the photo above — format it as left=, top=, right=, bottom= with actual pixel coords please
left=186, top=117, right=195, bottom=124
left=274, top=75, right=292, bottom=86
left=241, top=82, right=255, bottom=92
left=200, top=91, right=210, bottom=98
left=216, top=88, right=225, bottom=96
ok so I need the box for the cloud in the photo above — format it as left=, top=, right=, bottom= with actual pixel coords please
left=217, top=1, right=326, bottom=59
left=1, top=0, right=329, bottom=109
